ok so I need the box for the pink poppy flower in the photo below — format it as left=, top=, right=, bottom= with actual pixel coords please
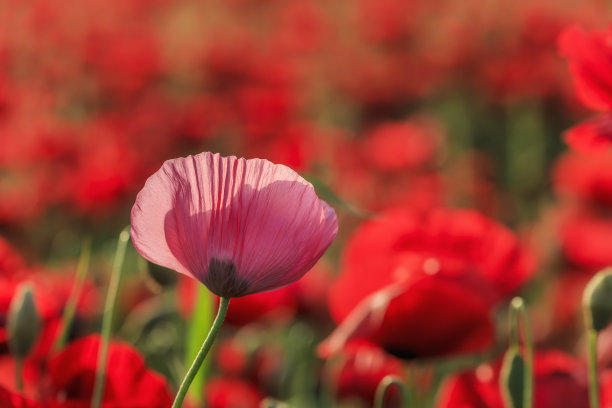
left=131, top=152, right=337, bottom=298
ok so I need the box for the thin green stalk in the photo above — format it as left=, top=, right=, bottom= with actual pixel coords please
left=587, top=328, right=600, bottom=408
left=320, top=355, right=344, bottom=407
left=91, top=228, right=130, bottom=408
left=374, top=375, right=408, bottom=408
left=508, top=297, right=533, bottom=408
left=516, top=299, right=533, bottom=408
left=172, top=296, right=230, bottom=408
left=54, top=238, right=92, bottom=351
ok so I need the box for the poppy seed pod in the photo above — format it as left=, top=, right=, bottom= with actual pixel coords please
left=130, top=152, right=338, bottom=298
left=8, top=283, right=41, bottom=359
left=583, top=268, right=612, bottom=332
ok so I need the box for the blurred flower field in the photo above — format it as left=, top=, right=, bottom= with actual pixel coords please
left=3, top=0, right=612, bottom=407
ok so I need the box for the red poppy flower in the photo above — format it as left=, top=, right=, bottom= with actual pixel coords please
left=559, top=25, right=612, bottom=112
left=362, top=118, right=444, bottom=173
left=560, top=208, right=612, bottom=270
left=322, top=208, right=534, bottom=359
left=0, top=237, right=26, bottom=277
left=0, top=335, right=172, bottom=408
left=205, top=377, right=262, bottom=408
left=330, top=341, right=403, bottom=407
left=0, top=384, right=40, bottom=408
left=564, top=113, right=612, bottom=154
left=437, top=351, right=589, bottom=408
left=0, top=259, right=97, bottom=359
left=215, top=339, right=249, bottom=377
left=45, top=335, right=173, bottom=408
left=559, top=25, right=612, bottom=152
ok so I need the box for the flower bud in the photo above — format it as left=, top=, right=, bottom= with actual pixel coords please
left=8, top=283, right=41, bottom=359
left=583, top=268, right=612, bottom=332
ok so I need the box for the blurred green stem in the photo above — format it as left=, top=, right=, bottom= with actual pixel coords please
left=587, top=328, right=600, bottom=408
left=54, top=237, right=91, bottom=351
left=172, top=296, right=230, bottom=408
left=374, top=375, right=408, bottom=408
left=508, top=297, right=533, bottom=408
left=91, top=228, right=130, bottom=408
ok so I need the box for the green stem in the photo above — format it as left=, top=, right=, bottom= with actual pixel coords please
left=374, top=375, right=408, bottom=408
left=54, top=238, right=91, bottom=351
left=91, top=228, right=130, bottom=408
left=518, top=300, right=533, bottom=408
left=172, top=296, right=230, bottom=408
left=509, top=297, right=533, bottom=408
left=587, top=328, right=600, bottom=408
left=320, top=355, right=344, bottom=407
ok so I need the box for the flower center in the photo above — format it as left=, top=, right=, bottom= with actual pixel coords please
left=204, top=258, right=250, bottom=298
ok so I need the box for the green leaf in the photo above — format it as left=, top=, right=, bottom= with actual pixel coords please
left=185, top=284, right=214, bottom=402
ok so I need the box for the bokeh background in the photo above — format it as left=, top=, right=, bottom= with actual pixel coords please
left=2, top=0, right=612, bottom=407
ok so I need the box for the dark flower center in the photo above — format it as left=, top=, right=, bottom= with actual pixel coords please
left=204, top=258, right=250, bottom=298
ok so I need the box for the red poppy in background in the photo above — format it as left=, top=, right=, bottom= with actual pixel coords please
left=0, top=384, right=39, bottom=408
left=322, top=208, right=534, bottom=359
left=559, top=25, right=612, bottom=112
left=436, top=351, right=589, bottom=408
left=46, top=335, right=173, bottom=408
left=330, top=341, right=403, bottom=407
left=205, top=377, right=262, bottom=408
left=559, top=208, right=612, bottom=270
left=0, top=335, right=172, bottom=408
left=0, top=238, right=97, bottom=358
left=553, top=151, right=612, bottom=208
left=559, top=25, right=612, bottom=153
left=564, top=114, right=612, bottom=154
left=362, top=118, right=444, bottom=173
left=0, top=237, right=25, bottom=277
left=553, top=152, right=612, bottom=269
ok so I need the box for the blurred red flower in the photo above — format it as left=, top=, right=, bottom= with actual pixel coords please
left=554, top=151, right=612, bottom=208
left=330, top=341, right=403, bottom=407
left=322, top=208, right=534, bottom=359
left=559, top=25, right=612, bottom=112
left=362, top=118, right=444, bottom=173
left=205, top=377, right=262, bottom=408
left=559, top=24, right=612, bottom=153
left=0, top=240, right=97, bottom=359
left=45, top=335, right=173, bottom=408
left=0, top=237, right=26, bottom=277
left=0, top=335, right=172, bottom=408
left=553, top=152, right=612, bottom=269
left=437, top=351, right=590, bottom=408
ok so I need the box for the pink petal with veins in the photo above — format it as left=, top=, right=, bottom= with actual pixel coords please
left=131, top=152, right=337, bottom=297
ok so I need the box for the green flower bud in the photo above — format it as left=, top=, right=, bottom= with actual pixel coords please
left=583, top=268, right=612, bottom=332
left=500, top=348, right=525, bottom=408
left=8, top=283, right=41, bottom=359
